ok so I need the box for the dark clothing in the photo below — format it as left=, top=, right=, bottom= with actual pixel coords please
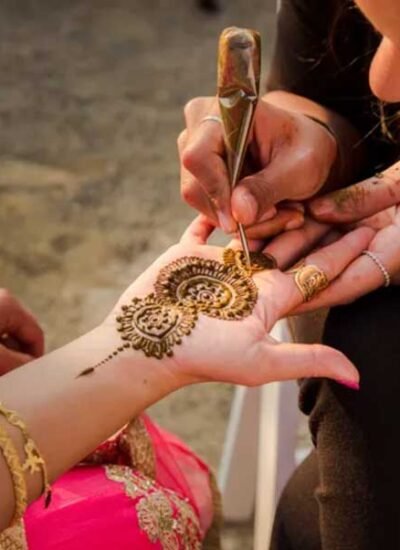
left=267, top=1, right=400, bottom=549
left=271, top=287, right=400, bottom=549
left=267, top=0, right=400, bottom=176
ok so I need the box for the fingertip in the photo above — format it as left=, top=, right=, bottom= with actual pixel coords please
left=336, top=378, right=360, bottom=390
left=232, top=187, right=258, bottom=226
left=307, top=197, right=336, bottom=221
left=321, top=346, right=360, bottom=386
left=31, top=331, right=45, bottom=357
left=180, top=214, right=216, bottom=245
left=284, top=212, right=304, bottom=231
left=258, top=206, right=277, bottom=222
left=217, top=211, right=237, bottom=234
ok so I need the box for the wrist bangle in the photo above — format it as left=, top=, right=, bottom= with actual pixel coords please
left=0, top=422, right=27, bottom=524
left=0, top=402, right=51, bottom=507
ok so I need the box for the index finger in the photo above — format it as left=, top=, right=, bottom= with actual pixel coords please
left=262, top=218, right=331, bottom=270
left=182, top=97, right=235, bottom=232
left=180, top=215, right=216, bottom=245
left=309, top=160, right=400, bottom=223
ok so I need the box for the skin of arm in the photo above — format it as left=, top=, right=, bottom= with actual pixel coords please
left=0, top=323, right=179, bottom=530
left=262, top=90, right=365, bottom=190
left=0, top=217, right=365, bottom=530
left=265, top=0, right=391, bottom=187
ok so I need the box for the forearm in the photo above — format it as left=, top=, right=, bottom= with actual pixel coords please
left=264, top=90, right=366, bottom=190
left=0, top=323, right=177, bottom=529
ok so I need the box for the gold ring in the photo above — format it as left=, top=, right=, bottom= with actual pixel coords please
left=287, top=264, right=329, bottom=302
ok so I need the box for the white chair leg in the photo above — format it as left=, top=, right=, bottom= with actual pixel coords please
left=218, top=319, right=301, bottom=540
left=253, top=319, right=301, bottom=550
left=254, top=381, right=299, bottom=549
left=218, top=385, right=261, bottom=522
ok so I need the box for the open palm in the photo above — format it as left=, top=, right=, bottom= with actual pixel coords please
left=106, top=217, right=371, bottom=389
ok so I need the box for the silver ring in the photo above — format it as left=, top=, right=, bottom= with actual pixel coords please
left=361, top=250, right=391, bottom=287
left=201, top=115, right=222, bottom=125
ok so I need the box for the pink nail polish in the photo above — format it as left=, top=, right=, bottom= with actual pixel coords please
left=337, top=379, right=360, bottom=390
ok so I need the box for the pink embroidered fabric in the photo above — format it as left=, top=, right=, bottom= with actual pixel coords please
left=22, top=415, right=215, bottom=549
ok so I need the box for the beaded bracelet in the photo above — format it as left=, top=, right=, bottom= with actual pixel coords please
left=0, top=402, right=51, bottom=507
left=0, top=422, right=27, bottom=524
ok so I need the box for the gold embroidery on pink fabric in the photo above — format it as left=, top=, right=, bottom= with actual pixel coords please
left=105, top=464, right=154, bottom=500
left=137, top=491, right=179, bottom=549
left=122, top=418, right=156, bottom=479
left=105, top=465, right=201, bottom=549
left=0, top=521, right=28, bottom=550
left=169, top=492, right=202, bottom=549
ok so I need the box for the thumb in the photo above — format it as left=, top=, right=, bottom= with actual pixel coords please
left=232, top=151, right=318, bottom=226
left=258, top=340, right=360, bottom=388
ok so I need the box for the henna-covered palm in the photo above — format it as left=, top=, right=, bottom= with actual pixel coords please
left=94, top=216, right=372, bottom=388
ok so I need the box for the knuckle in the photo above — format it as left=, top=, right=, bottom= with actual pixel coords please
left=342, top=230, right=366, bottom=255
left=181, top=180, right=198, bottom=207
left=203, top=178, right=221, bottom=200
left=177, top=130, right=188, bottom=151
left=0, top=288, right=12, bottom=304
left=183, top=97, right=207, bottom=120
left=247, top=176, right=272, bottom=206
left=301, top=146, right=319, bottom=169
left=313, top=249, right=335, bottom=274
left=181, top=146, right=203, bottom=172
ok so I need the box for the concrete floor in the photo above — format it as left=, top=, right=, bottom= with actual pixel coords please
left=0, top=1, right=277, bottom=547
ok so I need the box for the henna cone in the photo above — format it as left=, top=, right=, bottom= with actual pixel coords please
left=217, top=27, right=261, bottom=265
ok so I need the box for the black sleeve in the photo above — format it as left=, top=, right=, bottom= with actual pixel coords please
left=267, top=0, right=399, bottom=174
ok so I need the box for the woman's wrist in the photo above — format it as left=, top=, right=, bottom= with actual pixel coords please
left=263, top=90, right=365, bottom=188
left=93, top=321, right=185, bottom=405
left=0, top=322, right=182, bottom=510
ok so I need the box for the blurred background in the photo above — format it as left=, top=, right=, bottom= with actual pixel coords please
left=0, top=1, right=277, bottom=547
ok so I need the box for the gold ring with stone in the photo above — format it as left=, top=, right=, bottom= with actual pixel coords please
left=287, top=263, right=329, bottom=302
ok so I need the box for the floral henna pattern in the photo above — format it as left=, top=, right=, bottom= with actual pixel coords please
left=78, top=250, right=260, bottom=376
left=154, top=256, right=257, bottom=320
left=222, top=248, right=277, bottom=274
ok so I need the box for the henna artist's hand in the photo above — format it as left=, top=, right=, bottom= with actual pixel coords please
left=309, top=159, right=400, bottom=224
left=287, top=159, right=400, bottom=308
left=178, top=96, right=336, bottom=235
left=0, top=289, right=44, bottom=375
left=99, top=216, right=374, bottom=389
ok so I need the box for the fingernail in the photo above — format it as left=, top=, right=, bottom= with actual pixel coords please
left=236, top=190, right=258, bottom=225
left=218, top=212, right=237, bottom=234
left=285, top=215, right=304, bottom=230
left=310, top=200, right=334, bottom=217
left=336, top=378, right=360, bottom=390
left=259, top=206, right=277, bottom=222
